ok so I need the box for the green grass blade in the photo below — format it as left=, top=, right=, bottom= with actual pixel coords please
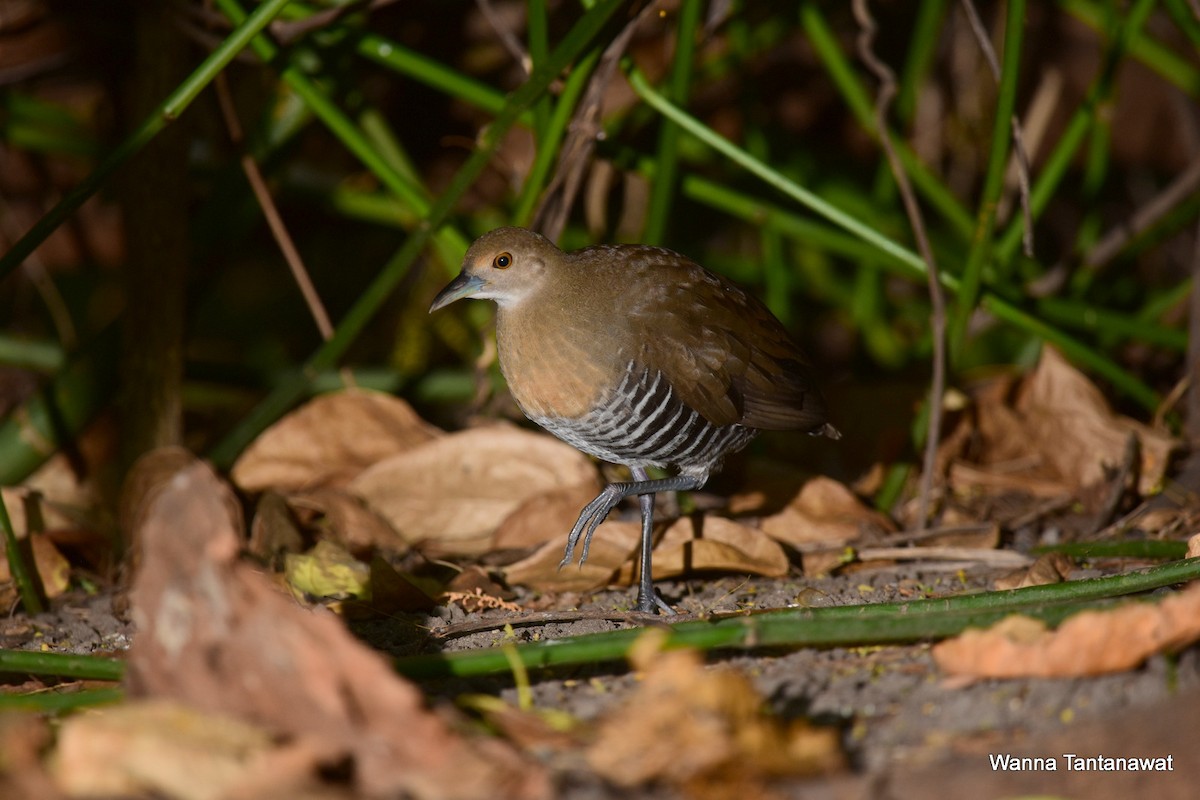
left=393, top=558, right=1200, bottom=679
left=949, top=0, right=1026, bottom=362
left=643, top=0, right=703, bottom=244
left=0, top=0, right=297, bottom=283
left=207, top=0, right=635, bottom=467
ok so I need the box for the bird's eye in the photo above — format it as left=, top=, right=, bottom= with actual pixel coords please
left=493, top=252, right=512, bottom=269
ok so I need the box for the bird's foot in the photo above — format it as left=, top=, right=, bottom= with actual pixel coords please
left=558, top=483, right=628, bottom=570
left=634, top=588, right=675, bottom=615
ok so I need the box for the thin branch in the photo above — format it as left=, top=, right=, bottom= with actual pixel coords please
left=959, top=0, right=1035, bottom=257
left=1186, top=100, right=1200, bottom=446
left=270, top=0, right=401, bottom=45
left=1084, top=152, right=1200, bottom=271
left=475, top=0, right=532, bottom=76
left=533, top=1, right=662, bottom=241
left=852, top=0, right=947, bottom=532
left=0, top=194, right=77, bottom=349
left=214, top=72, right=353, bottom=386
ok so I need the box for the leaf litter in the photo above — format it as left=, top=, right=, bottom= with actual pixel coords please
left=4, top=350, right=1200, bottom=797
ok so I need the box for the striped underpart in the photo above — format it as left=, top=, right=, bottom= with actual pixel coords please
left=530, top=360, right=756, bottom=479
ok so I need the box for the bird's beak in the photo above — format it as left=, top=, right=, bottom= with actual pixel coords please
left=429, top=272, right=486, bottom=313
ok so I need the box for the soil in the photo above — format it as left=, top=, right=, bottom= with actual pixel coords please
left=9, top=559, right=1196, bottom=799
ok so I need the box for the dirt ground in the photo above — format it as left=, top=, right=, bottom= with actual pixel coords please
left=8, top=558, right=1196, bottom=799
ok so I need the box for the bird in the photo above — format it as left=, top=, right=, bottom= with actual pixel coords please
left=430, top=227, right=840, bottom=613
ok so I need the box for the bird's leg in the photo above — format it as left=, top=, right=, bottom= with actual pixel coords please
left=630, top=467, right=674, bottom=615
left=559, top=471, right=703, bottom=613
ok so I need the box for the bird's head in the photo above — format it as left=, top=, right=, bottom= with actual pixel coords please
left=429, top=227, right=562, bottom=312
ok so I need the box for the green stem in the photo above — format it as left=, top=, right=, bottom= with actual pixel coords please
left=212, top=0, right=470, bottom=268
left=0, top=494, right=44, bottom=614
left=1063, top=0, right=1200, bottom=94
left=626, top=65, right=1159, bottom=411
left=514, top=46, right=603, bottom=226
left=0, top=649, right=124, bottom=681
left=626, top=66, right=932, bottom=281
left=981, top=294, right=1159, bottom=410
left=0, top=0, right=297, bottom=283
left=949, top=0, right=1026, bottom=362
left=0, top=688, right=124, bottom=714
left=207, top=0, right=634, bottom=468
left=643, top=0, right=703, bottom=244
left=393, top=558, right=1200, bottom=679
left=799, top=3, right=974, bottom=239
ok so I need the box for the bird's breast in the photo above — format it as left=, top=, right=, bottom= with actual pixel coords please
left=495, top=310, right=616, bottom=420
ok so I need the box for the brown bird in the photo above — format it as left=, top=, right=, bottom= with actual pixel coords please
left=430, top=227, right=840, bottom=613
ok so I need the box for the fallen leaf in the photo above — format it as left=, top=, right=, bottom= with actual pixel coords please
left=503, top=521, right=640, bottom=593
left=0, top=714, right=60, bottom=800
left=125, top=450, right=548, bottom=799
left=285, top=486, right=407, bottom=557
left=231, top=389, right=442, bottom=493
left=246, top=491, right=304, bottom=562
left=587, top=631, right=844, bottom=787
left=52, top=701, right=274, bottom=800
left=940, top=347, right=1177, bottom=499
left=285, top=540, right=370, bottom=600
left=0, top=534, right=70, bottom=599
left=993, top=551, right=1072, bottom=590
left=350, top=425, right=597, bottom=555
left=727, top=461, right=820, bottom=515
left=616, top=516, right=789, bottom=582
left=492, top=482, right=604, bottom=551
left=342, top=557, right=440, bottom=617
left=760, top=477, right=894, bottom=547
left=933, top=581, right=1200, bottom=678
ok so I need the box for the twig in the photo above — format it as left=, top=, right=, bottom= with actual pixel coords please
left=475, top=0, right=533, bottom=76
left=852, top=0, right=947, bottom=532
left=959, top=0, right=1034, bottom=257
left=0, top=194, right=77, bottom=349
left=855, top=546, right=1032, bottom=567
left=431, top=607, right=679, bottom=640
left=1186, top=98, right=1200, bottom=446
left=214, top=72, right=352, bottom=389
left=1092, top=432, right=1139, bottom=534
left=270, top=0, right=401, bottom=45
left=533, top=1, right=662, bottom=241
left=1084, top=153, right=1200, bottom=271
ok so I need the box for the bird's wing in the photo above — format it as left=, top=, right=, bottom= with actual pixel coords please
left=616, top=250, right=830, bottom=433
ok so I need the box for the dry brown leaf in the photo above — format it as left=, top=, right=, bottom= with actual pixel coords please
left=52, top=701, right=275, bottom=800
left=491, top=482, right=604, bottom=551
left=940, top=347, right=1177, bottom=498
left=6, top=416, right=117, bottom=548
left=799, top=549, right=848, bottom=578
left=933, top=581, right=1200, bottom=678
left=0, top=534, right=70, bottom=599
left=727, top=461, right=820, bottom=516
left=0, top=714, right=61, bottom=800
left=760, top=476, right=894, bottom=547
left=285, top=486, right=407, bottom=557
left=231, top=389, right=442, bottom=493
left=993, top=552, right=1072, bottom=590
left=341, top=557, right=440, bottom=617
left=246, top=491, right=304, bottom=561
left=587, top=632, right=844, bottom=787
left=350, top=425, right=597, bottom=555
left=616, top=516, right=789, bottom=582
left=125, top=451, right=547, bottom=800
left=503, top=521, right=640, bottom=593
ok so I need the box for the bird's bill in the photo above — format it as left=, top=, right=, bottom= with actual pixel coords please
left=429, top=272, right=486, bottom=313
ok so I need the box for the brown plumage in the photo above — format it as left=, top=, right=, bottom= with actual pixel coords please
left=431, top=227, right=839, bottom=612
